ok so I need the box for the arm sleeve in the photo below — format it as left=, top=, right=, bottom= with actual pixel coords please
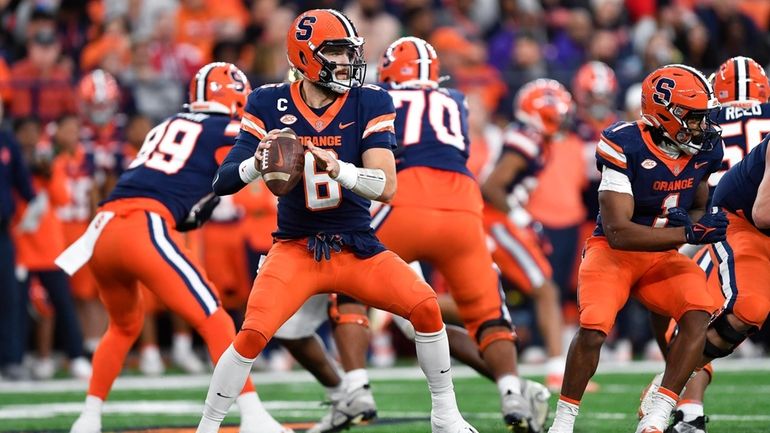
left=360, top=86, right=397, bottom=152
left=212, top=91, right=266, bottom=196
left=598, top=166, right=633, bottom=195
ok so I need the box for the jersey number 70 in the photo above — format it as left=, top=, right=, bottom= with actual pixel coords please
left=388, top=89, right=465, bottom=150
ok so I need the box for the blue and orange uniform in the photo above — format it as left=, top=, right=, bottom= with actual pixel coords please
left=578, top=121, right=722, bottom=335
left=213, top=80, right=445, bottom=343
left=705, top=134, right=770, bottom=328
left=710, top=102, right=770, bottom=190
left=482, top=124, right=554, bottom=294
left=56, top=110, right=255, bottom=401
left=372, top=81, right=510, bottom=342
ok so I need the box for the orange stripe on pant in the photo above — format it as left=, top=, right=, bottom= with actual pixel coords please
left=375, top=205, right=507, bottom=340
left=86, top=198, right=253, bottom=399
left=578, top=236, right=716, bottom=335
left=241, top=239, right=441, bottom=340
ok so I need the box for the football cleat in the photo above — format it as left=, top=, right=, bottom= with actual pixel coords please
left=501, top=386, right=536, bottom=433
left=69, top=357, right=93, bottom=380
left=307, top=383, right=377, bottom=433
left=139, top=346, right=165, bottom=376
left=523, top=379, right=552, bottom=432
left=69, top=413, right=101, bottom=433
left=431, top=416, right=479, bottom=433
left=171, top=346, right=206, bottom=374
left=638, top=372, right=663, bottom=419
left=666, top=410, right=708, bottom=433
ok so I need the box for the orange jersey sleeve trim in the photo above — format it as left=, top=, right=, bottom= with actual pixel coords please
left=241, top=112, right=266, bottom=140
left=362, top=113, right=396, bottom=139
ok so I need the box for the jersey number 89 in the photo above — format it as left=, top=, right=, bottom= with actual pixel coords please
left=129, top=119, right=202, bottom=174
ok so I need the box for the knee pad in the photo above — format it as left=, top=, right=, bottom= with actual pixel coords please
left=409, top=297, right=443, bottom=333
left=328, top=294, right=369, bottom=328
left=703, top=312, right=755, bottom=359
left=476, top=319, right=516, bottom=352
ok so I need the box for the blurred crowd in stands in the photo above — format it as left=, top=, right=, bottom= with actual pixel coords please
left=1, top=0, right=770, bottom=380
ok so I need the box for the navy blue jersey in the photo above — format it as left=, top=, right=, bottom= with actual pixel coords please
left=712, top=133, right=770, bottom=236
left=711, top=102, right=770, bottom=189
left=106, top=112, right=240, bottom=227
left=215, top=81, right=397, bottom=239
left=379, top=83, right=471, bottom=177
left=593, top=121, right=724, bottom=236
left=499, top=122, right=545, bottom=196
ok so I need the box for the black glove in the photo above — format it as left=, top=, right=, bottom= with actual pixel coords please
left=667, top=206, right=728, bottom=244
left=307, top=233, right=344, bottom=261
left=177, top=194, right=221, bottom=232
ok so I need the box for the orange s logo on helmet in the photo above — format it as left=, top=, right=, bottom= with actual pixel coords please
left=641, top=64, right=721, bottom=154
left=515, top=79, right=574, bottom=137
left=188, top=62, right=251, bottom=118
left=286, top=9, right=365, bottom=94
left=78, top=69, right=120, bottom=126
left=713, top=56, right=770, bottom=106
left=378, top=37, right=440, bottom=88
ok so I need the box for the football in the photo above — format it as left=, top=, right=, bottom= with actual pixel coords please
left=261, top=127, right=305, bottom=196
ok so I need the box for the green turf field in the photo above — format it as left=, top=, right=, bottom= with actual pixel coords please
left=1, top=364, right=768, bottom=432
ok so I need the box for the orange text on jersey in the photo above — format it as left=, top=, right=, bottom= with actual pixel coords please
left=652, top=178, right=694, bottom=192
left=298, top=135, right=342, bottom=147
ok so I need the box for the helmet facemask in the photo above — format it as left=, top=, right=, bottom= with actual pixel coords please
left=312, top=38, right=366, bottom=94
left=667, top=106, right=722, bottom=155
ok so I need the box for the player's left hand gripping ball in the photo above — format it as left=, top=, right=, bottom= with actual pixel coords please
left=260, top=127, right=305, bottom=196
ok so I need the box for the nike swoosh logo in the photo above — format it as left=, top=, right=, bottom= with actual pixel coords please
left=339, top=121, right=355, bottom=129
left=216, top=392, right=233, bottom=399
left=694, top=161, right=709, bottom=169
left=275, top=143, right=284, bottom=167
left=440, top=368, right=451, bottom=374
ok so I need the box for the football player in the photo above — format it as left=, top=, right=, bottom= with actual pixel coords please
left=640, top=56, right=770, bottom=433
left=56, top=62, right=292, bottom=433
left=547, top=64, right=728, bottom=433
left=307, top=37, right=551, bottom=433
left=480, top=78, right=573, bottom=392
left=196, top=10, right=476, bottom=433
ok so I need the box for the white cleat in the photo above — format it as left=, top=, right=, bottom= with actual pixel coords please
left=171, top=347, right=206, bottom=374
left=431, top=416, right=479, bottom=433
left=69, top=413, right=101, bottom=433
left=70, top=357, right=93, bottom=380
left=307, top=384, right=377, bottom=433
left=523, top=379, right=552, bottom=432
left=31, top=357, right=56, bottom=380
left=139, top=346, right=165, bottom=376
left=638, top=372, right=663, bottom=419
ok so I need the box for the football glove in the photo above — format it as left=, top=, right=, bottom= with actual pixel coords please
left=177, top=193, right=221, bottom=232
left=667, top=206, right=728, bottom=245
left=308, top=233, right=344, bottom=261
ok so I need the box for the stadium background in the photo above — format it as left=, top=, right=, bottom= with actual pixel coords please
left=1, top=0, right=770, bottom=432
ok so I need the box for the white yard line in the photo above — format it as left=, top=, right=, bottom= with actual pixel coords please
left=0, top=358, right=768, bottom=394
left=1, top=401, right=769, bottom=424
